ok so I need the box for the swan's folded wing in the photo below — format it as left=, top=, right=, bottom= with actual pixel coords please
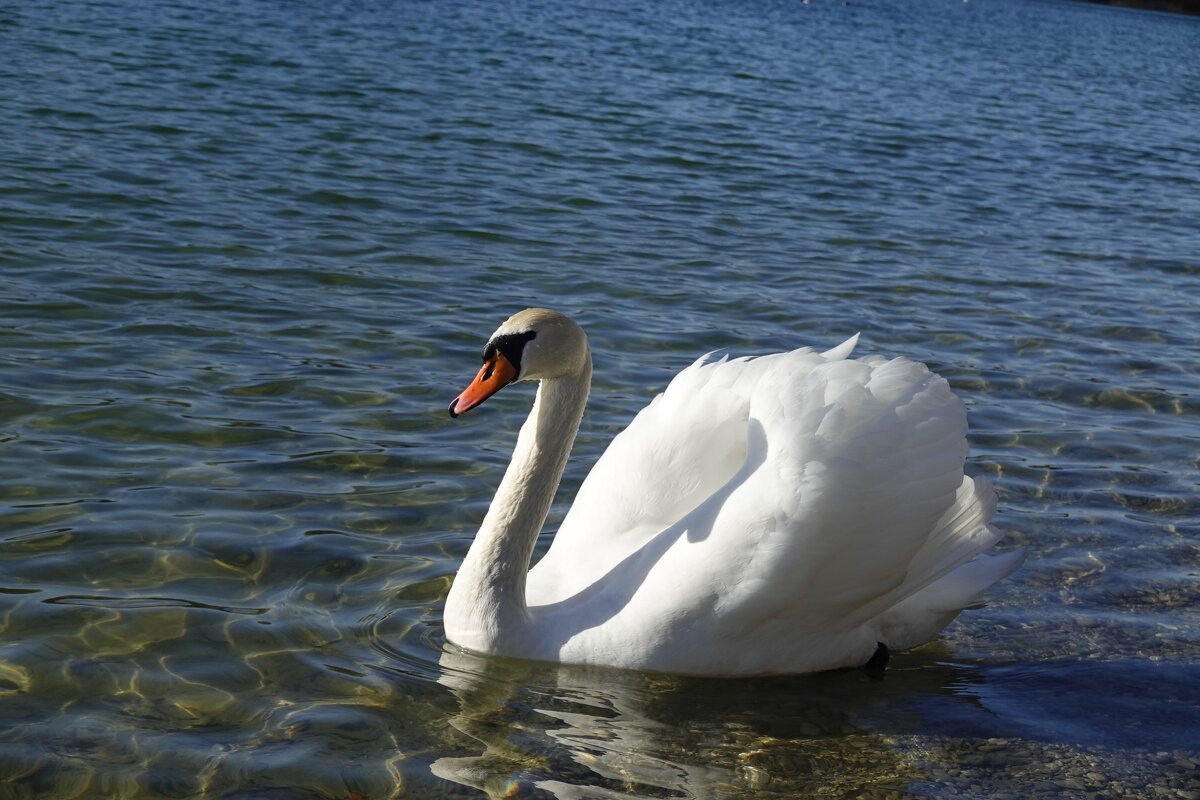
left=709, top=354, right=978, bottom=632
left=527, top=341, right=851, bottom=605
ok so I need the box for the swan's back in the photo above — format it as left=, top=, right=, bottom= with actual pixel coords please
left=524, top=337, right=1023, bottom=675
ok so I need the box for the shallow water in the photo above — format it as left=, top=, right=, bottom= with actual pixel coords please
left=2, top=0, right=1199, bottom=797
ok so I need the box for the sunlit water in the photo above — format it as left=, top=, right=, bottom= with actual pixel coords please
left=2, top=0, right=1199, bottom=797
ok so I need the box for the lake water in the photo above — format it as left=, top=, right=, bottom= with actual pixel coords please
left=2, top=0, right=1199, bottom=797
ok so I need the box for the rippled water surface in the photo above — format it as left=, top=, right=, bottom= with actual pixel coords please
left=3, top=0, right=1200, bottom=797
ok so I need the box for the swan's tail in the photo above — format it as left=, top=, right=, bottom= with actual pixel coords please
left=867, top=475, right=1026, bottom=650
left=876, top=547, right=1026, bottom=652
left=902, top=474, right=1001, bottom=594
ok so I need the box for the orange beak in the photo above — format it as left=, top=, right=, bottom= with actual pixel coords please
left=448, top=352, right=519, bottom=417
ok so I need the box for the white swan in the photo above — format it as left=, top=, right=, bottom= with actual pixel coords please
left=444, top=308, right=1024, bottom=676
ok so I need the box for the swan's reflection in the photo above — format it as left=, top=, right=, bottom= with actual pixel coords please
left=432, top=644, right=988, bottom=799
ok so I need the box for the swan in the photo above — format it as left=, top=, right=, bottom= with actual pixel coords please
left=444, top=308, right=1024, bottom=676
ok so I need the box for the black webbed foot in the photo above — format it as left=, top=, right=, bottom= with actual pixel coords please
left=864, top=641, right=890, bottom=676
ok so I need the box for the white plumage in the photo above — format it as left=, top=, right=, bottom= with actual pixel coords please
left=444, top=308, right=1024, bottom=676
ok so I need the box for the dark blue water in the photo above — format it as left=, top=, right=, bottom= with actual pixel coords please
left=2, top=0, right=1199, bottom=797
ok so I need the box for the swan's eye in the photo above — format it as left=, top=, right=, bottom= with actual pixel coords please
left=483, top=331, right=537, bottom=376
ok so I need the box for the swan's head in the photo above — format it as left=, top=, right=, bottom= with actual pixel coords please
left=448, top=308, right=588, bottom=417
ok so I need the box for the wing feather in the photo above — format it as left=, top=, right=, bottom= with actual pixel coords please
left=707, top=352, right=972, bottom=632
left=529, top=335, right=1004, bottom=668
left=527, top=341, right=851, bottom=605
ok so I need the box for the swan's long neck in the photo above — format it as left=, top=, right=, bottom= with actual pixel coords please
left=445, top=353, right=591, bottom=653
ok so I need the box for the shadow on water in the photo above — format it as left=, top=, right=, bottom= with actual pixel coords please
left=928, top=659, right=1200, bottom=751
left=421, top=645, right=1200, bottom=798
